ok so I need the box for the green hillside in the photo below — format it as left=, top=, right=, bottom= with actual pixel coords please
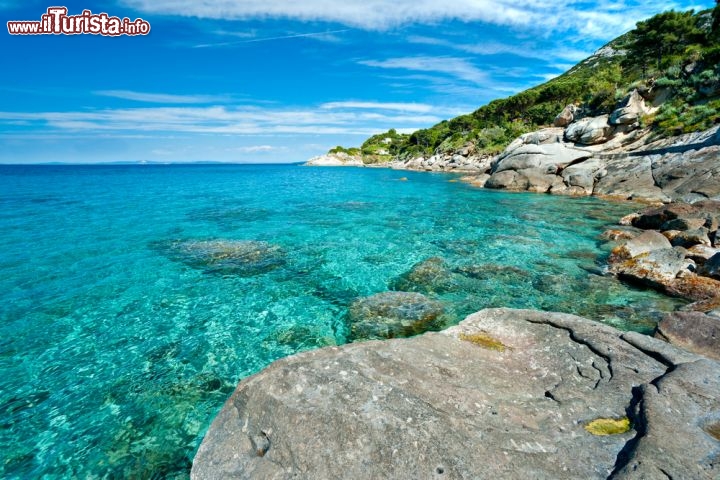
left=339, top=6, right=720, bottom=164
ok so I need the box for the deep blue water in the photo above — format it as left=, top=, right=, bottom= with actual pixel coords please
left=0, top=164, right=684, bottom=478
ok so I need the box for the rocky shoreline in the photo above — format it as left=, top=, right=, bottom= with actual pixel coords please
left=196, top=93, right=720, bottom=479
left=307, top=91, right=719, bottom=204
left=192, top=308, right=720, bottom=479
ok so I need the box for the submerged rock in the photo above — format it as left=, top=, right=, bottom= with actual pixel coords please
left=453, top=263, right=528, bottom=282
left=346, top=291, right=444, bottom=341
left=156, top=239, right=286, bottom=276
left=390, top=257, right=458, bottom=294
left=192, top=308, right=720, bottom=480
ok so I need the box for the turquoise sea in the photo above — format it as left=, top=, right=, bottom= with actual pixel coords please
left=0, top=164, right=685, bottom=478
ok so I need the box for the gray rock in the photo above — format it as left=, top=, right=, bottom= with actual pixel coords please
left=565, top=115, right=614, bottom=145
left=518, top=167, right=559, bottom=193
left=561, top=158, right=605, bottom=194
left=346, top=291, right=444, bottom=341
left=669, top=227, right=711, bottom=248
left=613, top=247, right=686, bottom=289
left=702, top=253, right=720, bottom=279
left=485, top=167, right=563, bottom=193
left=485, top=170, right=526, bottom=190
left=493, top=128, right=591, bottom=175
left=649, top=131, right=720, bottom=201
left=192, top=308, right=718, bottom=480
left=593, top=156, right=669, bottom=202
left=494, top=140, right=591, bottom=174
left=660, top=217, right=707, bottom=231
left=686, top=245, right=720, bottom=264
left=610, top=230, right=672, bottom=259
left=656, top=311, right=720, bottom=360
left=632, top=203, right=702, bottom=230
left=610, top=90, right=649, bottom=126
left=553, top=104, right=577, bottom=127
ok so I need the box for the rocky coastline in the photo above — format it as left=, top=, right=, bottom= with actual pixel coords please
left=195, top=95, right=720, bottom=479
left=203, top=50, right=720, bottom=479
left=307, top=89, right=719, bottom=204
left=192, top=308, right=720, bottom=479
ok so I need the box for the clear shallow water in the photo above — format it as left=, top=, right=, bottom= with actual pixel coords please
left=0, top=164, right=685, bottom=478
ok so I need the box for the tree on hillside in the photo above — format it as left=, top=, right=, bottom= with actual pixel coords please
left=626, top=10, right=705, bottom=71
left=712, top=0, right=720, bottom=40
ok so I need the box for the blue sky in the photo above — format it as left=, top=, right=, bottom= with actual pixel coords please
left=0, top=0, right=713, bottom=163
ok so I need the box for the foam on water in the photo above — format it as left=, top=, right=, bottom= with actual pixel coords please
left=0, top=164, right=684, bottom=477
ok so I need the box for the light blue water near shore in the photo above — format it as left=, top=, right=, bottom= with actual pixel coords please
left=0, top=164, right=684, bottom=478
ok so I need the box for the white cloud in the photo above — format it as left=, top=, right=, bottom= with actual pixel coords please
left=0, top=104, right=444, bottom=136
left=120, top=0, right=700, bottom=38
left=358, top=56, right=487, bottom=84
left=320, top=101, right=433, bottom=113
left=193, top=29, right=349, bottom=48
left=94, top=90, right=230, bottom=104
left=235, top=145, right=277, bottom=152
left=407, top=36, right=591, bottom=63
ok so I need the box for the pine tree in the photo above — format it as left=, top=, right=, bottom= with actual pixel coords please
left=712, top=0, right=720, bottom=41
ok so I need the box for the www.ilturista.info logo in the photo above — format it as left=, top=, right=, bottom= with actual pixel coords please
left=7, top=7, right=150, bottom=36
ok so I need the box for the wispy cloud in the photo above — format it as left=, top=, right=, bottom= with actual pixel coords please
left=359, top=56, right=487, bottom=84
left=0, top=104, right=444, bottom=136
left=193, top=29, right=349, bottom=48
left=320, top=101, right=434, bottom=113
left=233, top=145, right=279, bottom=152
left=120, top=0, right=699, bottom=38
left=94, top=90, right=230, bottom=104
left=407, top=35, right=591, bottom=63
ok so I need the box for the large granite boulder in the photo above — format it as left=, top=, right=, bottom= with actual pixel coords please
left=610, top=90, right=649, bottom=126
left=553, top=104, right=578, bottom=127
left=559, top=157, right=605, bottom=195
left=609, top=230, right=672, bottom=259
left=613, top=248, right=687, bottom=289
left=192, top=308, right=720, bottom=480
left=346, top=291, right=444, bottom=341
left=632, top=203, right=704, bottom=230
left=565, top=115, right=614, bottom=145
left=492, top=128, right=592, bottom=175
